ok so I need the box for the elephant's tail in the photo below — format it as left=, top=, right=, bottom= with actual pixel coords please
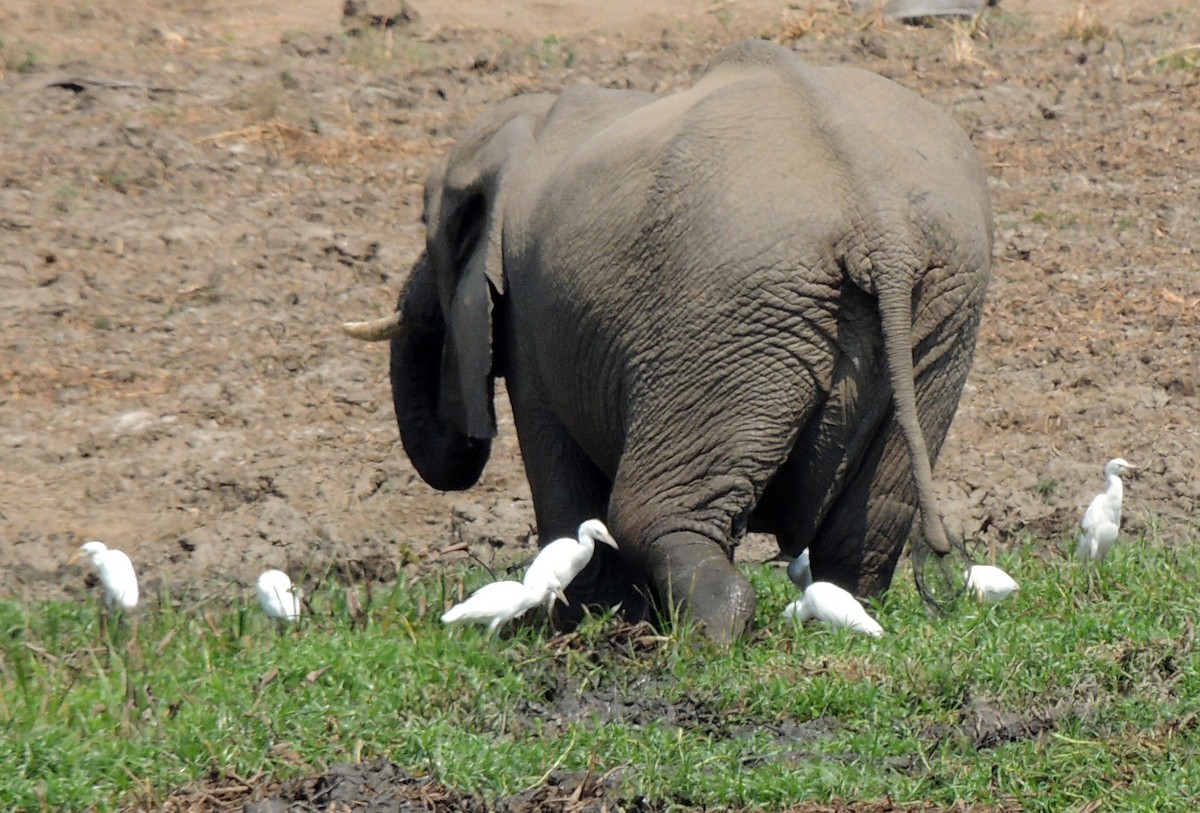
left=876, top=267, right=971, bottom=610
left=875, top=271, right=952, bottom=559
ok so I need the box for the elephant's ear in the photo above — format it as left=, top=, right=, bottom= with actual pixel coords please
left=426, top=110, right=538, bottom=440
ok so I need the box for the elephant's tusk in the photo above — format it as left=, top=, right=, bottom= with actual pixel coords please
left=341, top=311, right=407, bottom=341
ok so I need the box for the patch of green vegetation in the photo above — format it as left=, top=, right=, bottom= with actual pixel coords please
left=150, top=103, right=181, bottom=125
left=529, top=34, right=576, bottom=70
left=1034, top=478, right=1058, bottom=498
left=1, top=36, right=42, bottom=74
left=980, top=7, right=1036, bottom=40
left=91, top=316, right=112, bottom=330
left=1151, top=44, right=1200, bottom=74
left=1030, top=209, right=1079, bottom=231
left=53, top=183, right=79, bottom=214
left=3, top=532, right=1200, bottom=812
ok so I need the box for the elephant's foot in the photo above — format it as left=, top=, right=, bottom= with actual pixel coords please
left=645, top=532, right=756, bottom=645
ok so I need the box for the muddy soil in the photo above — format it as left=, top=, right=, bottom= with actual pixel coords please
left=1, top=0, right=1198, bottom=663
left=163, top=759, right=1008, bottom=813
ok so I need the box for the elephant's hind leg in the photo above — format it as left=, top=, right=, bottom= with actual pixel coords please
left=606, top=445, right=788, bottom=644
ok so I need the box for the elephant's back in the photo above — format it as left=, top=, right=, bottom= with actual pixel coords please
left=803, top=61, right=993, bottom=245
left=518, top=72, right=857, bottom=470
left=698, top=42, right=992, bottom=266
left=514, top=43, right=991, bottom=470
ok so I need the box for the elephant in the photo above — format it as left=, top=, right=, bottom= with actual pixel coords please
left=344, top=39, right=993, bottom=643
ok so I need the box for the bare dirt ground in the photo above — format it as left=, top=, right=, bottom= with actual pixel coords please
left=4, top=0, right=1198, bottom=606
left=2, top=1, right=1199, bottom=809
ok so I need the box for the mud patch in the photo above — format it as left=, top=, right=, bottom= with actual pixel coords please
left=158, top=760, right=1012, bottom=813
left=514, top=623, right=730, bottom=737
left=920, top=696, right=1067, bottom=756
left=162, top=763, right=636, bottom=813
left=959, top=698, right=1061, bottom=750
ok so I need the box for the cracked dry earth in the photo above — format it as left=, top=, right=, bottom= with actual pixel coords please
left=1, top=0, right=1199, bottom=810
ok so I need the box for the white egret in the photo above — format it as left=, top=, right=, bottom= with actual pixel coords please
left=441, top=580, right=548, bottom=637
left=784, top=549, right=883, bottom=637
left=784, top=583, right=884, bottom=637
left=522, top=519, right=619, bottom=611
left=1077, top=458, right=1136, bottom=562
left=70, top=541, right=138, bottom=609
left=964, top=564, right=1019, bottom=603
left=256, top=569, right=302, bottom=622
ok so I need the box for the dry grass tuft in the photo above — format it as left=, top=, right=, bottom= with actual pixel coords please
left=947, top=13, right=989, bottom=69
left=776, top=1, right=838, bottom=43
left=195, top=119, right=441, bottom=169
left=1062, top=2, right=1111, bottom=44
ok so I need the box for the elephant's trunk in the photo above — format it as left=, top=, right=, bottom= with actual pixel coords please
left=878, top=276, right=952, bottom=556
left=390, top=255, right=492, bottom=491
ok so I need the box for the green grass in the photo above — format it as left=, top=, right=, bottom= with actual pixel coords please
left=0, top=36, right=42, bottom=74
left=3, top=532, right=1199, bottom=811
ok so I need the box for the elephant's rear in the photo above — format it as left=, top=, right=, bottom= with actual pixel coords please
left=549, top=44, right=988, bottom=604
left=383, top=38, right=995, bottom=641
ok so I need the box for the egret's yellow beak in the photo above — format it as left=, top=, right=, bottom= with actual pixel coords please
left=68, top=551, right=83, bottom=565
left=601, top=533, right=619, bottom=549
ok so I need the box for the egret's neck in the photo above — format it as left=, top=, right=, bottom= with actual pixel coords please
left=1106, top=473, right=1124, bottom=501
left=1105, top=473, right=1124, bottom=520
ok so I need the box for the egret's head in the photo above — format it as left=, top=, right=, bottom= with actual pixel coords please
left=1105, top=458, right=1136, bottom=477
left=70, top=540, right=109, bottom=565
left=579, top=519, right=618, bottom=549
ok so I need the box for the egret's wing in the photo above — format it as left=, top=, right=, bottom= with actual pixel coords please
left=807, top=583, right=883, bottom=636
left=557, top=546, right=594, bottom=588
left=442, top=581, right=500, bottom=624
left=441, top=587, right=492, bottom=624
left=525, top=537, right=594, bottom=593
left=522, top=557, right=557, bottom=592
left=1091, top=520, right=1119, bottom=560
left=440, top=602, right=469, bottom=624
left=444, top=581, right=538, bottom=625
left=105, top=551, right=139, bottom=607
left=1081, top=493, right=1112, bottom=532
left=967, top=566, right=1017, bottom=599
left=524, top=539, right=573, bottom=583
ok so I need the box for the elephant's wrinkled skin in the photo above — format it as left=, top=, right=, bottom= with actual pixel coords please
left=346, top=40, right=992, bottom=642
